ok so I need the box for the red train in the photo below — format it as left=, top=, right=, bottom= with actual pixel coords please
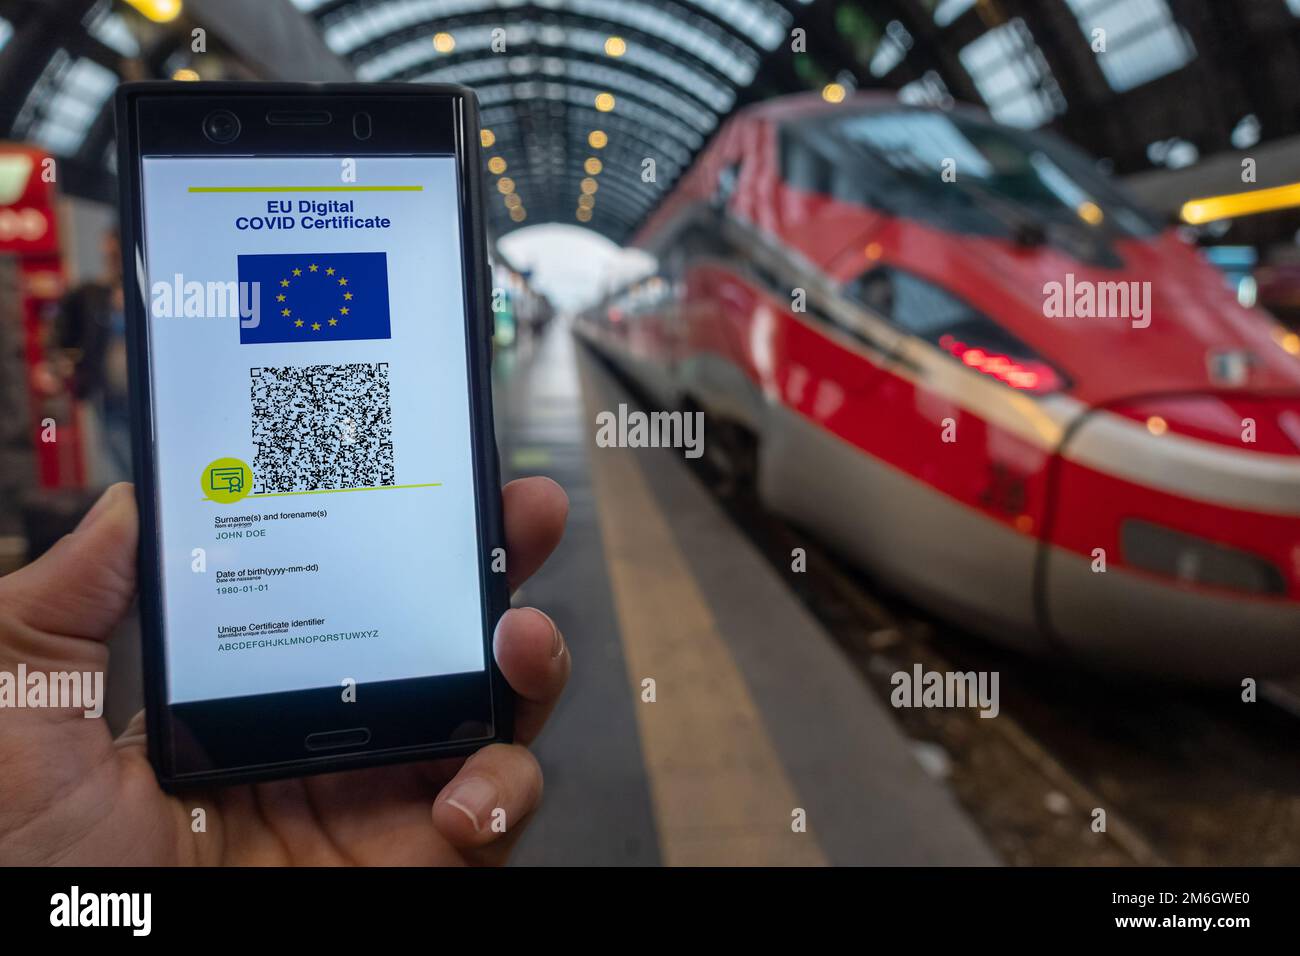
left=576, top=93, right=1300, bottom=680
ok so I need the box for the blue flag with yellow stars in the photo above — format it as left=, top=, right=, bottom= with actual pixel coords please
left=238, top=252, right=391, bottom=344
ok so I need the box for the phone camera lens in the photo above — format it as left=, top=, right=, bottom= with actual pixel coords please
left=202, top=110, right=241, bottom=144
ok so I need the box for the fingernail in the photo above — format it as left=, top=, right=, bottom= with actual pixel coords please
left=535, top=608, right=564, bottom=659
left=75, top=484, right=125, bottom=534
left=443, top=777, right=497, bottom=833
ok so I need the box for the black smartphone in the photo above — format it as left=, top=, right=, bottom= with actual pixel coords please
left=114, top=82, right=511, bottom=788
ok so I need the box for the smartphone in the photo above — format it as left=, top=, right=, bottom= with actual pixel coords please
left=114, top=82, right=511, bottom=788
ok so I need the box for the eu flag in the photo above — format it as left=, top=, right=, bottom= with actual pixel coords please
left=238, top=252, right=391, bottom=344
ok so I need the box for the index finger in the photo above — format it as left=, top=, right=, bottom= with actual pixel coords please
left=502, top=476, right=567, bottom=591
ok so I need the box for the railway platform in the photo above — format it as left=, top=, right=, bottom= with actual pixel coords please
left=496, top=322, right=997, bottom=866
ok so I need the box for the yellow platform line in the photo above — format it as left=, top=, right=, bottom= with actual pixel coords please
left=577, top=352, right=827, bottom=866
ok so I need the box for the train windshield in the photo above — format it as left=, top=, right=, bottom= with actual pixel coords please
left=783, top=108, right=1160, bottom=239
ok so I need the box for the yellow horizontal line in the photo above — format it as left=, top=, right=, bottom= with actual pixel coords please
left=187, top=185, right=423, bottom=193
left=1181, top=182, right=1300, bottom=224
left=249, top=482, right=442, bottom=499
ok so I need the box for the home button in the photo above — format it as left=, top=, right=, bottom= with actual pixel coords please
left=305, top=727, right=371, bottom=751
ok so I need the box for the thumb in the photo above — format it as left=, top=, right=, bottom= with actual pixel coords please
left=0, top=483, right=138, bottom=642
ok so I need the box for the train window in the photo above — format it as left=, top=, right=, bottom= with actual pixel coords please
left=781, top=123, right=977, bottom=228
left=714, top=162, right=740, bottom=207
left=845, top=267, right=982, bottom=338
left=661, top=242, right=690, bottom=284
left=750, top=260, right=781, bottom=293
left=784, top=108, right=1161, bottom=239
left=677, top=222, right=730, bottom=260
left=781, top=137, right=834, bottom=196
left=850, top=270, right=896, bottom=320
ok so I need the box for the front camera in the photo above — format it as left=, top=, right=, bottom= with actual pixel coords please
left=202, top=110, right=241, bottom=144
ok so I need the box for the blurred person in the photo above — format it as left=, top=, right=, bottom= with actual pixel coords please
left=52, top=227, right=131, bottom=485
left=0, top=477, right=571, bottom=865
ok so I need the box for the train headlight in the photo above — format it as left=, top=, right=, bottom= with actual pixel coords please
left=937, top=333, right=1065, bottom=394
left=845, top=265, right=1069, bottom=395
left=1120, top=520, right=1286, bottom=595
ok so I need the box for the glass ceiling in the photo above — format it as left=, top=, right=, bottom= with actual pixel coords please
left=958, top=18, right=1066, bottom=130
left=12, top=50, right=118, bottom=157
left=0, top=0, right=1221, bottom=244
left=299, top=0, right=803, bottom=239
left=1061, top=0, right=1195, bottom=93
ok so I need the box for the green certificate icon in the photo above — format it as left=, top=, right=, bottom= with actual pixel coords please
left=202, top=457, right=252, bottom=504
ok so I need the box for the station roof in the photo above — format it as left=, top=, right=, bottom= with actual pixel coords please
left=1, top=0, right=1299, bottom=244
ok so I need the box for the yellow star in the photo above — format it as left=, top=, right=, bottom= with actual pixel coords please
left=276, top=293, right=286, bottom=302
left=280, top=279, right=290, bottom=287
left=338, top=277, right=348, bottom=286
left=339, top=307, right=349, bottom=315
left=325, top=267, right=335, bottom=276
left=343, top=292, right=353, bottom=300
left=309, top=264, right=318, bottom=272
left=328, top=318, right=338, bottom=326
left=281, top=308, right=291, bottom=317
left=311, top=322, right=321, bottom=331
left=292, top=268, right=302, bottom=276
left=294, top=319, right=304, bottom=327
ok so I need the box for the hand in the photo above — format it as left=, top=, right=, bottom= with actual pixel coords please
left=0, top=478, right=570, bottom=865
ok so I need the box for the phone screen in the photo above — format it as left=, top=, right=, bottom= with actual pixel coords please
left=138, top=155, right=487, bottom=705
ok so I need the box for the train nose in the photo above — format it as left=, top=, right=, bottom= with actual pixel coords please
left=1042, top=393, right=1300, bottom=680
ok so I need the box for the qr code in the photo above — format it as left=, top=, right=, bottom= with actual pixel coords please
left=249, top=364, right=394, bottom=494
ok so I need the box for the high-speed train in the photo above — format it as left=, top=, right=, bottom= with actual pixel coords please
left=576, top=93, right=1300, bottom=680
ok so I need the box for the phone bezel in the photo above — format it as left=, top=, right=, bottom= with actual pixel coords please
left=114, top=82, right=512, bottom=789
